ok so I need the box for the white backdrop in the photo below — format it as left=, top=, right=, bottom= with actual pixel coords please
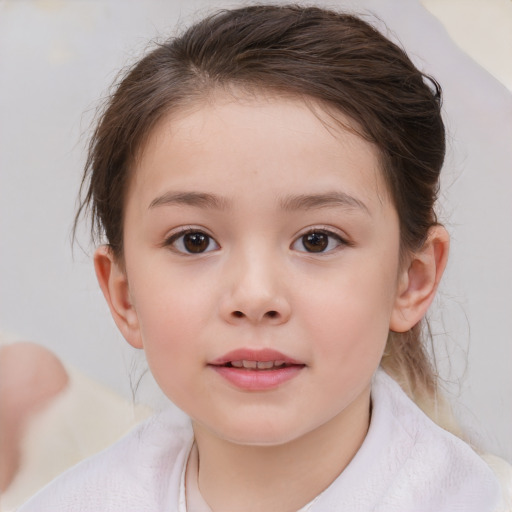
left=1, top=0, right=511, bottom=462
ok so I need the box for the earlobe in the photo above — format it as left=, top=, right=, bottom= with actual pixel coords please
left=390, top=226, right=449, bottom=332
left=94, top=246, right=143, bottom=349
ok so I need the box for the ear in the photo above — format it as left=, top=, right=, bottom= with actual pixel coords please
left=390, top=226, right=449, bottom=332
left=94, top=246, right=143, bottom=349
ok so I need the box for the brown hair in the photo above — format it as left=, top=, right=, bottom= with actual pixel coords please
left=76, top=5, right=446, bottom=417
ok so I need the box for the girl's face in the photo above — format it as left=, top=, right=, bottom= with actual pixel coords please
left=114, top=93, right=406, bottom=445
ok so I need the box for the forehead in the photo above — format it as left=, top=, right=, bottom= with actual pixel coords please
left=128, top=91, right=390, bottom=213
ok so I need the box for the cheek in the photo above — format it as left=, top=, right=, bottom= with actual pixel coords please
left=127, top=262, right=215, bottom=363
left=299, top=258, right=397, bottom=362
left=132, top=281, right=208, bottom=407
left=131, top=257, right=215, bottom=323
left=137, top=292, right=208, bottom=352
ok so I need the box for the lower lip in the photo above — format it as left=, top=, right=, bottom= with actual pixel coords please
left=210, top=365, right=304, bottom=391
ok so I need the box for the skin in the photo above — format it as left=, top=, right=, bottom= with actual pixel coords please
left=95, top=92, right=449, bottom=512
left=0, top=342, right=69, bottom=492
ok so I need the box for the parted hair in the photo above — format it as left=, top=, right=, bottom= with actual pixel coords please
left=76, top=5, right=447, bottom=423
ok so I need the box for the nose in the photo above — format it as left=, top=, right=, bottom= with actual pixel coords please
left=219, top=250, right=291, bottom=326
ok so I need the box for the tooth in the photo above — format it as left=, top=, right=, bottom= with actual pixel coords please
left=242, top=360, right=257, bottom=369
left=231, top=360, right=243, bottom=368
left=257, top=361, right=274, bottom=369
left=274, top=360, right=286, bottom=367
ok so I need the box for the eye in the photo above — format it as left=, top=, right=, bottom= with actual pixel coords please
left=291, top=229, right=346, bottom=253
left=166, top=230, right=220, bottom=254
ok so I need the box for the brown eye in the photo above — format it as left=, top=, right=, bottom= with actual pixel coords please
left=291, top=230, right=346, bottom=254
left=183, top=232, right=210, bottom=253
left=302, top=232, right=329, bottom=252
left=167, top=230, right=219, bottom=254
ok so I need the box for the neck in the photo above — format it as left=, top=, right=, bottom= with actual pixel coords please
left=191, top=386, right=371, bottom=512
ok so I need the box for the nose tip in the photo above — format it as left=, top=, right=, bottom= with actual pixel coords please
left=223, top=291, right=291, bottom=325
left=220, top=250, right=291, bottom=326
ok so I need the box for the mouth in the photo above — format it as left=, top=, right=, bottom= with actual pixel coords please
left=209, top=349, right=305, bottom=390
left=222, top=360, right=296, bottom=370
left=210, top=348, right=304, bottom=369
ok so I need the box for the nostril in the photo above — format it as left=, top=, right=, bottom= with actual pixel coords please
left=231, top=310, right=280, bottom=320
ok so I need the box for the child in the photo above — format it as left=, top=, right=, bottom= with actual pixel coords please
left=18, top=4, right=507, bottom=511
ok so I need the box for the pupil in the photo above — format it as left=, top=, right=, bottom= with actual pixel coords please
left=303, top=232, right=328, bottom=252
left=184, top=232, right=209, bottom=253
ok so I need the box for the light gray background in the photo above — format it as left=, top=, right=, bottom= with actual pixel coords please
left=1, top=0, right=511, bottom=462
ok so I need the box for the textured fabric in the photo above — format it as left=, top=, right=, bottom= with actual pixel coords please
left=17, top=370, right=502, bottom=512
left=311, top=371, right=501, bottom=512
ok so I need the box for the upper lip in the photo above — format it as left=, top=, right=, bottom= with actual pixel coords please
left=209, top=348, right=304, bottom=366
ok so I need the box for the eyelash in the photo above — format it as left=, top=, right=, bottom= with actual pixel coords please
left=163, top=227, right=350, bottom=255
left=164, top=227, right=220, bottom=255
left=291, top=228, right=350, bottom=254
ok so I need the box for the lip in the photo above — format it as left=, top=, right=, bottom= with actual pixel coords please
left=210, top=348, right=303, bottom=366
left=209, top=348, right=305, bottom=391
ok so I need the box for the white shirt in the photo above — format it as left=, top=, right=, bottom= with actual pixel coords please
left=17, top=369, right=502, bottom=511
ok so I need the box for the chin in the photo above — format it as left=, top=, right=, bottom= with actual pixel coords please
left=211, top=418, right=310, bottom=447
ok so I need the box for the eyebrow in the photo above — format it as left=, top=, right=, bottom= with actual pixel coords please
left=148, top=191, right=230, bottom=210
left=279, top=192, right=370, bottom=215
left=148, top=190, right=370, bottom=215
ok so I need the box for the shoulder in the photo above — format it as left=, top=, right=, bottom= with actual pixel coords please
left=314, top=369, right=502, bottom=512
left=375, top=371, right=500, bottom=510
left=16, top=410, right=193, bottom=512
left=370, top=370, right=502, bottom=511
